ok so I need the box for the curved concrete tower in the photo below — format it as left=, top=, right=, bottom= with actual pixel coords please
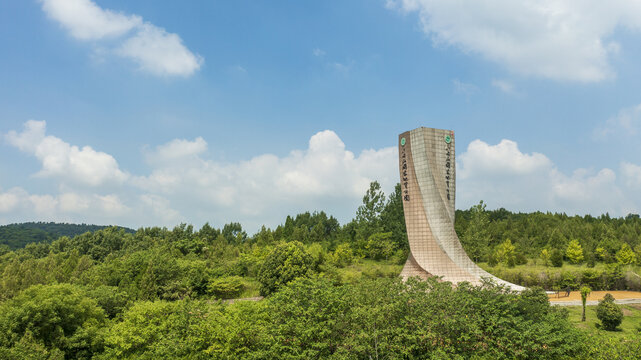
left=399, top=127, right=524, bottom=291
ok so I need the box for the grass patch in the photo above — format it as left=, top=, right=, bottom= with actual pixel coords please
left=565, top=304, right=641, bottom=337
left=336, top=258, right=403, bottom=284
left=238, top=277, right=261, bottom=298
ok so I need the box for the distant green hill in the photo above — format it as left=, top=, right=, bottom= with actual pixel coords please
left=0, top=222, right=135, bottom=250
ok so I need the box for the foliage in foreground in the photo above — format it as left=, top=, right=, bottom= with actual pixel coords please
left=596, top=293, right=624, bottom=331
left=0, top=277, right=590, bottom=359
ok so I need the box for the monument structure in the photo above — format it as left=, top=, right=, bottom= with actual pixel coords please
left=398, top=127, right=524, bottom=291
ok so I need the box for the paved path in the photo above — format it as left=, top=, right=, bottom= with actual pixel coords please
left=551, top=298, right=641, bottom=306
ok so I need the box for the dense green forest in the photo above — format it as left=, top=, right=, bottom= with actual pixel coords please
left=0, top=222, right=134, bottom=250
left=1, top=182, right=640, bottom=358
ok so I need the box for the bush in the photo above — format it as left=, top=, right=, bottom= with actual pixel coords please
left=258, top=241, right=313, bottom=296
left=0, top=284, right=106, bottom=359
left=208, top=276, right=245, bottom=299
left=365, top=232, right=395, bottom=260
left=596, top=293, right=623, bottom=331
left=331, top=243, right=353, bottom=267
left=264, top=277, right=585, bottom=359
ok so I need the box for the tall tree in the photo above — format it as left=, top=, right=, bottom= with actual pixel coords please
left=565, top=239, right=584, bottom=264
left=355, top=181, right=386, bottom=240
left=381, top=183, right=408, bottom=250
left=461, top=200, right=490, bottom=262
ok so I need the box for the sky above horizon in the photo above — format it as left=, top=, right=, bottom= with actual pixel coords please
left=2, top=0, right=641, bottom=232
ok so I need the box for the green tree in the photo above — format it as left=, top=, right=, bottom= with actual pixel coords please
left=380, top=183, right=408, bottom=250
left=461, top=200, right=491, bottom=262
left=258, top=241, right=313, bottom=296
left=580, top=286, right=591, bottom=322
left=331, top=243, right=354, bottom=267
left=540, top=248, right=551, bottom=266
left=365, top=232, right=395, bottom=260
left=550, top=248, right=564, bottom=267
left=595, top=246, right=608, bottom=262
left=596, top=293, right=623, bottom=331
left=494, top=238, right=516, bottom=266
left=267, top=277, right=350, bottom=358
left=101, top=300, right=221, bottom=359
left=565, top=239, right=584, bottom=264
left=0, top=284, right=106, bottom=359
left=616, top=243, right=637, bottom=265
left=355, top=181, right=386, bottom=240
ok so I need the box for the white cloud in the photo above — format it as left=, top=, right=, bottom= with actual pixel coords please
left=133, top=130, right=398, bottom=229
left=4, top=120, right=128, bottom=186
left=457, top=138, right=636, bottom=216
left=41, top=0, right=141, bottom=40
left=146, top=136, right=207, bottom=164
left=229, top=65, right=248, bottom=75
left=622, top=162, right=641, bottom=188
left=313, top=48, right=326, bottom=56
left=594, top=103, right=641, bottom=139
left=41, top=0, right=202, bottom=76
left=491, top=79, right=515, bottom=94
left=4, top=120, right=641, bottom=229
left=330, top=62, right=352, bottom=74
left=0, top=187, right=130, bottom=225
left=387, top=0, right=641, bottom=82
left=59, top=192, right=90, bottom=212
left=117, top=24, right=203, bottom=77
left=459, top=139, right=552, bottom=178
left=452, top=79, right=478, bottom=96
left=29, top=194, right=58, bottom=214
left=139, top=194, right=182, bottom=224
left=0, top=188, right=22, bottom=213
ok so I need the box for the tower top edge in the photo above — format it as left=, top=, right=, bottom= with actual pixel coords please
left=399, top=127, right=454, bottom=136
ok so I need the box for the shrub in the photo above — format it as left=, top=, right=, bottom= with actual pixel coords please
left=365, top=232, right=395, bottom=260
left=331, top=243, right=354, bottom=267
left=258, top=241, right=313, bottom=296
left=596, top=293, right=623, bottom=331
left=208, top=276, right=245, bottom=299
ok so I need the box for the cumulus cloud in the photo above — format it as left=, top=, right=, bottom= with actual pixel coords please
left=4, top=120, right=128, bottom=186
left=41, top=0, right=202, bottom=76
left=145, top=136, right=207, bottom=164
left=386, top=0, right=641, bottom=82
left=622, top=162, right=641, bottom=188
left=457, top=139, right=637, bottom=216
left=4, top=120, right=641, bottom=229
left=0, top=188, right=22, bottom=213
left=459, top=139, right=552, bottom=178
left=133, top=130, right=398, bottom=229
left=3, top=122, right=398, bottom=229
left=0, top=187, right=130, bottom=225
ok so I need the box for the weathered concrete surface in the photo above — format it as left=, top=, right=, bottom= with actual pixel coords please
left=399, top=127, right=524, bottom=291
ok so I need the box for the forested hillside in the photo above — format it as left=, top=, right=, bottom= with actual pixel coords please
left=0, top=222, right=135, bottom=250
left=0, top=182, right=640, bottom=358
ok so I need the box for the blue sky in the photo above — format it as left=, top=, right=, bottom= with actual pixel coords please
left=2, top=0, right=641, bottom=232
